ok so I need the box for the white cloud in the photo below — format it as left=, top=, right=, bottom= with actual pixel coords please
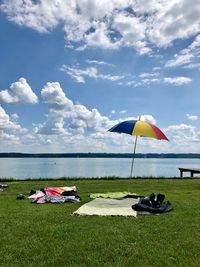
left=126, top=72, right=160, bottom=87
left=2, top=0, right=200, bottom=54
left=84, top=21, right=120, bottom=50
left=165, top=124, right=200, bottom=145
left=164, top=76, right=192, bottom=85
left=0, top=78, right=38, bottom=104
left=153, top=67, right=161, bottom=71
left=86, top=59, right=114, bottom=67
left=165, top=34, right=200, bottom=68
left=0, top=106, right=29, bottom=146
left=165, top=53, right=193, bottom=68
left=44, top=98, right=157, bottom=150
left=139, top=72, right=159, bottom=78
left=184, top=63, right=200, bottom=70
left=141, top=78, right=159, bottom=85
left=35, top=111, right=67, bottom=135
left=38, top=82, right=113, bottom=136
left=11, top=113, right=19, bottom=121
left=67, top=105, right=112, bottom=133
left=119, top=110, right=127, bottom=114
left=60, top=65, right=124, bottom=83
left=60, top=65, right=97, bottom=83
left=0, top=106, right=21, bottom=130
left=186, top=114, right=198, bottom=121
left=1, top=86, right=166, bottom=151
left=148, top=1, right=200, bottom=47
left=0, top=0, right=76, bottom=33
left=140, top=115, right=156, bottom=125
left=113, top=12, right=151, bottom=54
left=109, top=110, right=116, bottom=118
left=0, top=130, right=20, bottom=144
left=125, top=80, right=139, bottom=87
left=41, top=82, right=73, bottom=110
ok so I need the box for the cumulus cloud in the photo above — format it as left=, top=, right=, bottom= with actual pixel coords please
left=165, top=124, right=200, bottom=145
left=0, top=78, right=38, bottom=104
left=84, top=21, right=120, bottom=50
left=11, top=113, right=19, bottom=121
left=37, top=81, right=113, bottom=136
left=38, top=81, right=159, bottom=144
left=140, top=115, right=157, bottom=125
left=163, top=76, right=192, bottom=85
left=0, top=130, right=20, bottom=144
left=0, top=106, right=21, bottom=130
left=147, top=1, right=200, bottom=47
left=0, top=0, right=75, bottom=33
left=41, top=82, right=73, bottom=110
left=1, top=0, right=200, bottom=54
left=35, top=111, right=67, bottom=135
left=0, top=79, right=164, bottom=152
left=69, top=105, right=111, bottom=132
left=113, top=12, right=151, bottom=54
left=0, top=106, right=29, bottom=147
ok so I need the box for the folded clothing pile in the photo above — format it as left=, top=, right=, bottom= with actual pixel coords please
left=28, top=186, right=81, bottom=204
left=0, top=184, right=8, bottom=192
left=132, top=193, right=173, bottom=214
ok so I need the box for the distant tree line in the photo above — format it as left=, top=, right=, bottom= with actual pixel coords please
left=0, top=153, right=200, bottom=158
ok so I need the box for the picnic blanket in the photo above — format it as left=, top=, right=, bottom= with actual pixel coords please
left=90, top=192, right=138, bottom=199
left=0, top=184, right=8, bottom=192
left=73, top=198, right=139, bottom=217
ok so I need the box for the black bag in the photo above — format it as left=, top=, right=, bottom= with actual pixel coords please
left=16, top=193, right=26, bottom=200
left=141, top=193, right=165, bottom=208
left=132, top=193, right=173, bottom=214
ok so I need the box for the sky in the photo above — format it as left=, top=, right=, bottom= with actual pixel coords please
left=0, top=0, right=200, bottom=154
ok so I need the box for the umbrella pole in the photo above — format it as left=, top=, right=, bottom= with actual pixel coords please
left=130, top=135, right=138, bottom=177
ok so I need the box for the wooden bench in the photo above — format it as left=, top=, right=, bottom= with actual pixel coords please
left=178, top=168, right=200, bottom=178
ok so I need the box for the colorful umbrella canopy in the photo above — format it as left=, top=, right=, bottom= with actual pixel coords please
left=108, top=119, right=169, bottom=177
left=108, top=120, right=168, bottom=141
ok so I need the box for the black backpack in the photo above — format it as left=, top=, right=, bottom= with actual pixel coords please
left=141, top=193, right=165, bottom=208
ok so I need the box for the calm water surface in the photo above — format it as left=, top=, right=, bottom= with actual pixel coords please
left=0, top=158, right=200, bottom=179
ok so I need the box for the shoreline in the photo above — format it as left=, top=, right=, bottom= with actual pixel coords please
left=1, top=152, right=200, bottom=159
left=1, top=176, right=199, bottom=182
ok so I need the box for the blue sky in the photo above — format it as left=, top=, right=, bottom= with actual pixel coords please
left=0, top=0, right=200, bottom=153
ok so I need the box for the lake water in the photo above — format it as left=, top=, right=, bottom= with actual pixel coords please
left=0, top=158, right=200, bottom=179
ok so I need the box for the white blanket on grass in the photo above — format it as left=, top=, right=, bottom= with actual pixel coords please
left=73, top=198, right=139, bottom=217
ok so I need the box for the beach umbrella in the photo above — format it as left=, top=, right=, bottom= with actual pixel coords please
left=108, top=118, right=169, bottom=177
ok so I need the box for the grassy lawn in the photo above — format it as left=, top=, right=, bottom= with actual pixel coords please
left=1, top=178, right=200, bottom=267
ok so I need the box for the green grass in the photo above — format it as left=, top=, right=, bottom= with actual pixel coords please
left=1, top=178, right=200, bottom=267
